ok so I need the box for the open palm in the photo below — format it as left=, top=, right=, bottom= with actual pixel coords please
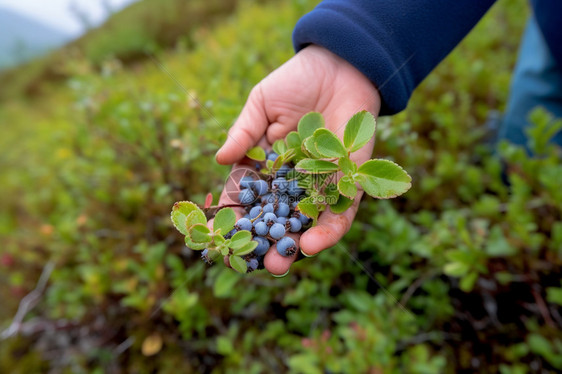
left=215, top=45, right=382, bottom=276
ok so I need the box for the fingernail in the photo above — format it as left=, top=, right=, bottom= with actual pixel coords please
left=300, top=249, right=317, bottom=258
left=271, top=270, right=290, bottom=278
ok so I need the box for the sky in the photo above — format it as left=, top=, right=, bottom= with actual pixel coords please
left=0, top=0, right=138, bottom=37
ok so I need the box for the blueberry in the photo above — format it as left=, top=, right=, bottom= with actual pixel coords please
left=276, top=164, right=291, bottom=178
left=298, top=213, right=311, bottom=225
left=269, top=223, right=286, bottom=239
left=249, top=206, right=262, bottom=219
left=240, top=176, right=254, bottom=189
left=277, top=236, right=297, bottom=257
left=267, top=151, right=279, bottom=162
left=254, top=221, right=269, bottom=236
left=224, top=229, right=237, bottom=239
left=247, top=258, right=259, bottom=272
left=263, top=212, right=277, bottom=225
left=201, top=249, right=211, bottom=263
left=252, top=179, right=269, bottom=196
left=288, top=217, right=302, bottom=233
left=288, top=180, right=305, bottom=196
left=263, top=203, right=275, bottom=214
left=239, top=189, right=256, bottom=204
left=235, top=218, right=253, bottom=231
left=272, top=177, right=288, bottom=192
left=276, top=216, right=287, bottom=226
left=275, top=202, right=290, bottom=217
left=253, top=236, right=270, bottom=256
left=277, top=193, right=289, bottom=204
left=261, top=193, right=274, bottom=204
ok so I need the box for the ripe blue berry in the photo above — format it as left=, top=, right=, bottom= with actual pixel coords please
left=224, top=229, right=237, bottom=239
left=201, top=249, right=211, bottom=263
left=269, top=223, right=286, bottom=239
left=275, top=203, right=290, bottom=217
left=288, top=217, right=302, bottom=233
left=288, top=180, right=304, bottom=196
left=276, top=164, right=291, bottom=178
left=252, top=179, right=269, bottom=196
left=277, top=236, right=297, bottom=257
left=253, top=236, right=270, bottom=256
left=263, top=203, right=275, bottom=214
left=263, top=212, right=277, bottom=225
left=247, top=258, right=259, bottom=272
left=249, top=206, right=262, bottom=219
left=276, top=216, right=287, bottom=226
left=272, top=177, right=288, bottom=192
left=254, top=221, right=269, bottom=236
left=267, top=151, right=279, bottom=161
left=240, top=176, right=254, bottom=189
left=277, top=193, right=289, bottom=204
left=239, top=189, right=256, bottom=204
left=261, top=193, right=274, bottom=204
left=298, top=213, right=311, bottom=225
left=236, top=218, right=253, bottom=231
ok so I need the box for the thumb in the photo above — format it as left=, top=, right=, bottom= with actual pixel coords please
left=215, top=86, right=269, bottom=165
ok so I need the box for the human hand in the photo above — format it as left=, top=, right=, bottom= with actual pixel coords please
left=215, top=45, right=382, bottom=276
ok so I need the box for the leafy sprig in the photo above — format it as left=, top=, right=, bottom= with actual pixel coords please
left=171, top=201, right=257, bottom=273
left=246, top=111, right=412, bottom=223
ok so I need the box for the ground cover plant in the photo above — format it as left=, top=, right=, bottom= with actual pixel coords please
left=1, top=0, right=561, bottom=372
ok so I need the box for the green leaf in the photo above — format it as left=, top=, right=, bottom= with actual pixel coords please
left=329, top=194, right=354, bottom=214
left=186, top=209, right=207, bottom=228
left=184, top=236, right=207, bottom=250
left=338, top=177, right=358, bottom=199
left=339, top=156, right=356, bottom=175
left=229, top=230, right=252, bottom=250
left=343, top=110, right=376, bottom=152
left=459, top=271, right=479, bottom=292
left=313, top=129, right=347, bottom=158
left=302, top=136, right=323, bottom=158
left=171, top=201, right=202, bottom=235
left=213, top=208, right=236, bottom=234
left=298, top=112, right=324, bottom=139
left=245, top=146, right=266, bottom=161
left=485, top=226, right=516, bottom=256
left=356, top=159, right=412, bottom=199
left=232, top=240, right=258, bottom=256
left=272, top=139, right=287, bottom=155
left=297, top=197, right=319, bottom=221
left=281, top=148, right=298, bottom=163
left=546, top=287, right=562, bottom=306
left=229, top=255, right=247, bottom=273
left=324, top=183, right=339, bottom=205
left=285, top=131, right=301, bottom=148
left=443, top=262, right=469, bottom=277
left=295, top=159, right=339, bottom=174
left=189, top=224, right=212, bottom=243
left=213, top=269, right=240, bottom=298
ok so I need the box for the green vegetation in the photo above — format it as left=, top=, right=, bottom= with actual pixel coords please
left=1, top=0, right=561, bottom=372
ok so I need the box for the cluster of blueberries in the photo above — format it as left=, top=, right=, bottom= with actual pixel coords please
left=203, top=153, right=312, bottom=272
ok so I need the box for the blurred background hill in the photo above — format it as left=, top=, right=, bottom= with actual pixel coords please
left=1, top=0, right=561, bottom=373
left=0, top=7, right=70, bottom=69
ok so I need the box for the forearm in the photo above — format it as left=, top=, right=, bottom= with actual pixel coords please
left=293, top=0, right=495, bottom=115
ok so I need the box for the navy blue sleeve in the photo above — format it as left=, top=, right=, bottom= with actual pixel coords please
left=293, top=0, right=496, bottom=115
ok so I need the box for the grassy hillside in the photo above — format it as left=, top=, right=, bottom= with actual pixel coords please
left=2, top=0, right=562, bottom=372
left=0, top=0, right=242, bottom=101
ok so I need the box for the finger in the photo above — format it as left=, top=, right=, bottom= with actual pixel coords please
left=264, top=232, right=300, bottom=276
left=215, top=86, right=269, bottom=165
left=299, top=191, right=363, bottom=256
